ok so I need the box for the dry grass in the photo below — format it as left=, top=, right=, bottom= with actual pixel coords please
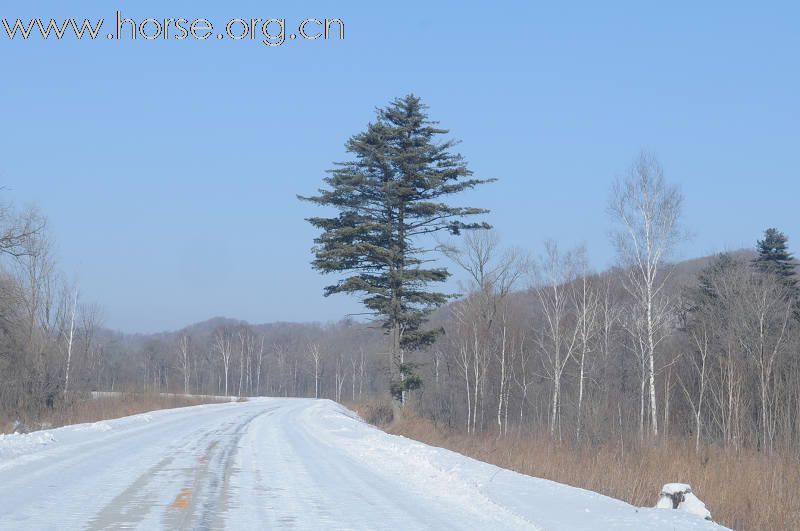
left=352, top=401, right=800, bottom=531
left=2, top=393, right=224, bottom=434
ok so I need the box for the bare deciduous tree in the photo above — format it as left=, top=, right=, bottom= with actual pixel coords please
left=444, top=230, right=525, bottom=434
left=572, top=248, right=599, bottom=442
left=534, top=241, right=579, bottom=440
left=213, top=327, right=233, bottom=397
left=309, top=342, right=321, bottom=399
left=177, top=333, right=191, bottom=394
left=61, top=286, right=79, bottom=401
left=734, top=269, right=793, bottom=454
left=609, top=151, right=683, bottom=437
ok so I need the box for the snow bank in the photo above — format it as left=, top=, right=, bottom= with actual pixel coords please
left=309, top=400, right=728, bottom=530
left=0, top=431, right=57, bottom=463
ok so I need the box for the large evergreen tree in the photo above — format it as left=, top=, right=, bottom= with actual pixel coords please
left=300, top=94, right=494, bottom=403
left=754, top=228, right=797, bottom=289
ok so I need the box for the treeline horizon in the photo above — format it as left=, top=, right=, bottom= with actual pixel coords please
left=2, top=189, right=799, bottom=458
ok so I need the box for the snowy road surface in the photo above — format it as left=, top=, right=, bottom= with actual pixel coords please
left=0, top=398, right=726, bottom=530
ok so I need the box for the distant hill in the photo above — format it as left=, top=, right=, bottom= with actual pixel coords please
left=102, top=249, right=758, bottom=342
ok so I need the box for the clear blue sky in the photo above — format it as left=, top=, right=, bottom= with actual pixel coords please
left=1, top=1, right=798, bottom=332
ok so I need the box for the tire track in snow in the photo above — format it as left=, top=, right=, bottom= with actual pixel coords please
left=188, top=408, right=272, bottom=530
left=85, top=406, right=273, bottom=530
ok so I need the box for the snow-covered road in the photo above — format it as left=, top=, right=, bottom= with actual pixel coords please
left=0, top=398, right=726, bottom=530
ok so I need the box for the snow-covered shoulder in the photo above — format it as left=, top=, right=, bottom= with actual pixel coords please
left=309, top=400, right=728, bottom=531
left=0, top=400, right=234, bottom=470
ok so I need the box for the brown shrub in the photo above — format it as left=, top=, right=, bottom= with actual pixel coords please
left=349, top=399, right=394, bottom=426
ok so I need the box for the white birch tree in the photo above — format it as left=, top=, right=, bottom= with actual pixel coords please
left=609, top=151, right=683, bottom=437
left=213, top=328, right=233, bottom=397
left=177, top=333, right=191, bottom=394
left=61, top=286, right=79, bottom=401
left=572, top=249, right=599, bottom=442
left=309, top=342, right=321, bottom=399
left=534, top=241, right=579, bottom=440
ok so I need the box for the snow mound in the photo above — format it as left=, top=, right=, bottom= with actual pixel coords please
left=656, top=483, right=712, bottom=520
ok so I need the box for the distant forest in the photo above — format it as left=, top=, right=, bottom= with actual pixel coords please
left=1, top=190, right=797, bottom=457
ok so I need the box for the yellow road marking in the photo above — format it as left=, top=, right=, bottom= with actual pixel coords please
left=170, top=487, right=192, bottom=509
left=198, top=440, right=218, bottom=464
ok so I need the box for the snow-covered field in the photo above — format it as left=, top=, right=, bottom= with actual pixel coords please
left=0, top=398, right=727, bottom=530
